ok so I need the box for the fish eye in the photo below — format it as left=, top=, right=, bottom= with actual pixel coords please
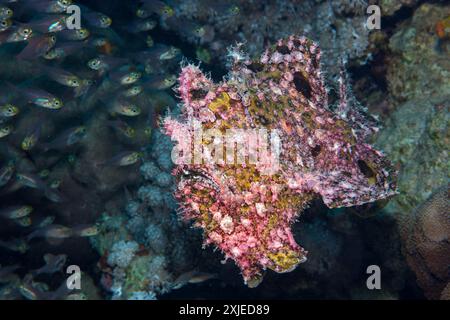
left=78, top=29, right=88, bottom=37
left=163, top=6, right=173, bottom=16
left=230, top=6, right=240, bottom=14
left=21, top=28, right=31, bottom=36
left=136, top=9, right=145, bottom=17
left=195, top=27, right=204, bottom=36
left=101, top=16, right=111, bottom=25
left=1, top=21, right=7, bottom=27
left=89, top=59, right=100, bottom=68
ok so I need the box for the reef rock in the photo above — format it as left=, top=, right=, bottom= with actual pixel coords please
left=399, top=186, right=450, bottom=299
left=376, top=97, right=449, bottom=215
left=387, top=3, right=450, bottom=105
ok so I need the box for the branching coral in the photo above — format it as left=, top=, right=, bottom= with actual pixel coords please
left=163, top=35, right=397, bottom=286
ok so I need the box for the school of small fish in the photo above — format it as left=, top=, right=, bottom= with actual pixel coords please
left=0, top=0, right=187, bottom=299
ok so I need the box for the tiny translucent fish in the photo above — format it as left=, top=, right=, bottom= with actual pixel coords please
left=0, top=18, right=12, bottom=31
left=196, top=47, right=211, bottom=64
left=35, top=215, right=55, bottom=229
left=18, top=283, right=39, bottom=300
left=0, top=104, right=19, bottom=118
left=27, top=224, right=73, bottom=241
left=83, top=10, right=112, bottom=29
left=135, top=45, right=180, bottom=63
left=65, top=293, right=87, bottom=300
left=16, top=86, right=63, bottom=109
left=15, top=172, right=64, bottom=203
left=14, top=216, right=32, bottom=227
left=0, top=25, right=33, bottom=43
left=173, top=270, right=217, bottom=289
left=16, top=172, right=47, bottom=189
left=144, top=127, right=152, bottom=139
left=121, top=85, right=142, bottom=97
left=18, top=34, right=56, bottom=60
left=32, top=253, right=67, bottom=275
left=41, top=66, right=81, bottom=87
left=209, top=2, right=241, bottom=16
left=58, top=28, right=90, bottom=41
left=0, top=205, right=33, bottom=220
left=126, top=19, right=156, bottom=33
left=0, top=161, right=15, bottom=187
left=107, top=119, right=136, bottom=138
left=49, top=179, right=62, bottom=189
left=0, top=6, right=13, bottom=19
left=21, top=124, right=42, bottom=151
left=143, top=74, right=176, bottom=90
left=42, top=125, right=87, bottom=150
left=43, top=41, right=84, bottom=60
left=44, top=186, right=65, bottom=203
left=22, top=0, right=72, bottom=14
left=140, top=0, right=174, bottom=19
left=110, top=69, right=141, bottom=85
left=98, top=151, right=143, bottom=167
left=0, top=238, right=28, bottom=254
left=146, top=35, right=154, bottom=47
left=0, top=124, right=12, bottom=138
left=38, top=169, right=50, bottom=179
left=20, top=278, right=72, bottom=300
left=73, top=224, right=99, bottom=237
left=28, top=14, right=67, bottom=33
left=111, top=99, right=141, bottom=117
left=166, top=17, right=206, bottom=40
left=87, top=55, right=127, bottom=71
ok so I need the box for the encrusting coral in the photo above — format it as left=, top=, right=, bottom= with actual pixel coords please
left=163, top=35, right=398, bottom=286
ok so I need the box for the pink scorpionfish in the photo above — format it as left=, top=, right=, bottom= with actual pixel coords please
left=163, top=35, right=397, bottom=287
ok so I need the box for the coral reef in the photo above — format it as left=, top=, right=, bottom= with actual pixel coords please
left=163, top=35, right=397, bottom=285
left=387, top=3, right=450, bottom=105
left=161, top=0, right=377, bottom=77
left=380, top=0, right=419, bottom=16
left=398, top=186, right=450, bottom=299
left=377, top=3, right=449, bottom=214
left=375, top=97, right=448, bottom=215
